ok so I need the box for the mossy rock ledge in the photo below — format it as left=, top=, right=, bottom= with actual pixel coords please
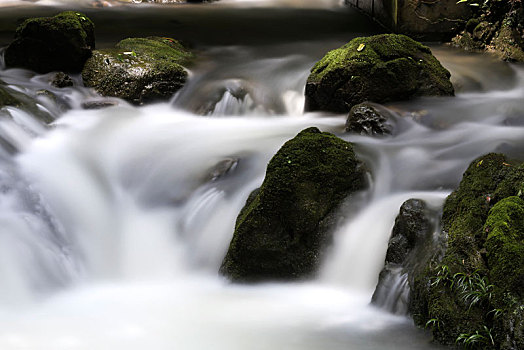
left=410, top=153, right=524, bottom=349
left=81, top=37, right=193, bottom=104
left=219, top=127, right=367, bottom=282
left=5, top=11, right=95, bottom=73
left=304, top=34, right=454, bottom=113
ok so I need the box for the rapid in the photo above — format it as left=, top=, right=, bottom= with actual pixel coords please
left=0, top=0, right=523, bottom=349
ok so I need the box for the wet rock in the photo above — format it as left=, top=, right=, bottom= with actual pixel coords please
left=5, top=12, right=95, bottom=73
left=304, top=34, right=454, bottom=113
left=81, top=100, right=119, bottom=110
left=0, top=84, right=22, bottom=109
left=220, top=127, right=366, bottom=282
left=51, top=72, right=74, bottom=88
left=410, top=153, right=524, bottom=348
left=372, top=199, right=437, bottom=314
left=82, top=37, right=193, bottom=104
left=0, top=84, right=54, bottom=124
left=345, top=102, right=394, bottom=136
left=208, top=157, right=239, bottom=182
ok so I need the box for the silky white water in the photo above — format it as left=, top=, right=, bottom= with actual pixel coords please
left=0, top=1, right=524, bottom=349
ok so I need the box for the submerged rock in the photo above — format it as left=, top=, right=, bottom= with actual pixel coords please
left=0, top=84, right=22, bottom=109
left=410, top=153, right=524, bottom=348
left=0, top=81, right=54, bottom=124
left=82, top=37, right=193, bottom=104
left=51, top=72, right=74, bottom=88
left=345, top=102, right=394, bottom=136
left=5, top=12, right=95, bottom=73
left=304, top=34, right=454, bottom=113
left=220, top=127, right=366, bottom=282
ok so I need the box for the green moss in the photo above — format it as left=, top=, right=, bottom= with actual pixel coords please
left=441, top=153, right=511, bottom=271
left=484, top=197, right=524, bottom=297
left=305, top=34, right=453, bottom=113
left=117, top=37, right=193, bottom=66
left=5, top=11, right=95, bottom=73
left=82, top=37, right=193, bottom=104
left=220, top=127, right=366, bottom=282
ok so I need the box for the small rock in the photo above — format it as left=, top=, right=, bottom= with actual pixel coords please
left=51, top=72, right=74, bottom=88
left=345, top=102, right=393, bottom=136
left=81, top=100, right=119, bottom=110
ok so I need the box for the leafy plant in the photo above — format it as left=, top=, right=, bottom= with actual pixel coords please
left=430, top=265, right=452, bottom=288
left=456, top=326, right=494, bottom=348
left=425, top=318, right=442, bottom=331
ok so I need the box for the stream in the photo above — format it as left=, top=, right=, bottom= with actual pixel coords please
left=0, top=0, right=523, bottom=349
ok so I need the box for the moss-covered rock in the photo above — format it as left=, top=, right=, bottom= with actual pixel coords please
left=5, top=12, right=95, bottom=73
left=219, top=127, right=366, bottom=282
left=82, top=37, right=193, bottom=104
left=410, top=153, right=524, bottom=349
left=304, top=34, right=454, bottom=113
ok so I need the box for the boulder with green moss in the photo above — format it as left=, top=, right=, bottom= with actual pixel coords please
left=410, top=153, right=524, bottom=349
left=304, top=34, right=454, bottom=113
left=5, top=12, right=95, bottom=73
left=82, top=37, right=193, bottom=104
left=219, top=127, right=366, bottom=282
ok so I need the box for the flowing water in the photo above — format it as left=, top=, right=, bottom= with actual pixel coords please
left=0, top=0, right=523, bottom=349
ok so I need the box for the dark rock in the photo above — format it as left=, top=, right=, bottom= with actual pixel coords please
left=220, top=127, right=366, bottom=282
left=345, top=102, right=394, bottom=136
left=0, top=82, right=54, bottom=124
left=82, top=37, right=193, bottom=104
left=0, top=84, right=22, bottom=109
left=305, top=34, right=454, bottom=113
left=5, top=12, right=95, bottom=73
left=386, top=199, right=432, bottom=264
left=81, top=100, right=119, bottom=110
left=372, top=199, right=437, bottom=314
left=51, top=72, right=74, bottom=88
left=410, top=153, right=524, bottom=348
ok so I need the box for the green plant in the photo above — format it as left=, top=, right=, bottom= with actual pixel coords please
left=456, top=326, right=494, bottom=348
left=425, top=318, right=442, bottom=331
left=430, top=265, right=452, bottom=288
left=453, top=270, right=494, bottom=309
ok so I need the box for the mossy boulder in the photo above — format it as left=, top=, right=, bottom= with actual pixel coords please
left=82, top=37, right=193, bottom=104
left=410, top=153, right=524, bottom=348
left=304, top=34, right=454, bottom=113
left=220, top=127, right=366, bottom=282
left=5, top=12, right=95, bottom=73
